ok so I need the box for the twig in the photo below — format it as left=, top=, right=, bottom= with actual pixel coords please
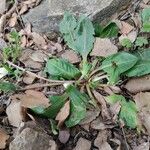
left=18, top=83, right=63, bottom=91
left=6, top=60, right=75, bottom=84
left=0, top=0, right=18, bottom=33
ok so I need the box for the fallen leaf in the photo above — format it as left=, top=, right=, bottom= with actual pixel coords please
left=61, top=50, right=80, bottom=64
left=91, top=118, right=106, bottom=130
left=127, top=30, right=138, bottom=43
left=30, top=51, right=48, bottom=62
left=134, top=92, right=150, bottom=135
left=90, top=38, right=118, bottom=57
left=20, top=90, right=50, bottom=108
left=79, top=109, right=100, bottom=125
left=32, top=32, right=47, bottom=47
left=6, top=99, right=27, bottom=127
left=23, top=73, right=36, bottom=84
left=58, top=129, right=70, bottom=144
left=94, top=130, right=112, bottom=150
left=56, top=101, right=70, bottom=126
left=133, top=142, right=149, bottom=150
left=0, top=0, right=6, bottom=14
left=24, top=23, right=32, bottom=35
left=9, top=13, right=17, bottom=27
left=0, top=129, right=9, bottom=149
left=54, top=43, right=63, bottom=52
left=21, top=35, right=27, bottom=48
left=19, top=4, right=28, bottom=15
left=93, top=90, right=111, bottom=119
left=73, top=138, right=91, bottom=150
left=120, top=21, right=134, bottom=35
left=125, top=75, right=150, bottom=93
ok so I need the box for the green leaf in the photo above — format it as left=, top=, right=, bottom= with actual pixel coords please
left=59, top=12, right=77, bottom=50
left=0, top=82, right=17, bottom=92
left=94, top=22, right=119, bottom=38
left=74, top=15, right=95, bottom=61
left=125, top=49, right=150, bottom=77
left=60, top=12, right=95, bottom=61
left=135, top=37, right=148, bottom=47
left=101, top=52, right=138, bottom=84
left=45, top=58, right=81, bottom=80
left=65, top=85, right=87, bottom=127
left=120, top=38, right=132, bottom=48
left=141, top=8, right=150, bottom=32
left=32, top=94, right=68, bottom=118
left=106, top=94, right=138, bottom=128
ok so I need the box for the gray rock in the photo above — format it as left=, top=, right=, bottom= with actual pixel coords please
left=9, top=128, right=58, bottom=150
left=22, top=0, right=131, bottom=34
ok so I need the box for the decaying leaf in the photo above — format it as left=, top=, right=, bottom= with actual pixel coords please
left=125, top=75, right=150, bottom=93
left=94, top=130, right=112, bottom=150
left=32, top=32, right=47, bottom=47
left=73, top=138, right=91, bottom=150
left=79, top=109, right=100, bottom=125
left=9, top=13, right=17, bottom=27
left=6, top=99, right=27, bottom=127
left=20, top=90, right=50, bottom=108
left=61, top=50, right=80, bottom=64
left=90, top=38, right=118, bottom=57
left=0, top=129, right=9, bottom=149
left=134, top=92, right=150, bottom=135
left=23, top=73, right=36, bottom=85
left=133, top=142, right=149, bottom=150
left=56, top=101, right=70, bottom=126
left=120, top=21, right=134, bottom=35
left=19, top=4, right=28, bottom=15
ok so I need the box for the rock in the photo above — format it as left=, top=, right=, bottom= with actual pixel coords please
left=0, top=38, right=7, bottom=50
left=9, top=128, right=58, bottom=150
left=22, top=0, right=131, bottom=34
left=0, top=0, right=6, bottom=14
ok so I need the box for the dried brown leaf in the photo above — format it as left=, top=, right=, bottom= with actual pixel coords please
left=6, top=99, right=27, bottom=127
left=120, top=21, right=134, bottom=35
left=134, top=92, right=150, bottom=135
left=56, top=101, right=70, bottom=126
left=23, top=73, right=36, bottom=84
left=21, top=35, right=27, bottom=48
left=0, top=129, right=9, bottom=149
left=61, top=50, right=80, bottom=64
left=19, top=4, right=28, bottom=15
left=32, top=32, right=47, bottom=47
left=30, top=51, right=48, bottom=62
left=125, top=75, right=150, bottom=93
left=90, top=38, right=118, bottom=57
left=73, top=138, right=91, bottom=150
left=9, top=13, right=17, bottom=27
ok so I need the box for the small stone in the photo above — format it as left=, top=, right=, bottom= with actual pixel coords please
left=9, top=128, right=58, bottom=150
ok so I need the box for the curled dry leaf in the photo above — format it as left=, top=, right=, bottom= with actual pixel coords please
left=134, top=92, right=150, bottom=135
left=61, top=50, right=80, bottom=64
left=73, top=138, right=91, bottom=150
left=125, top=75, right=150, bottom=93
left=32, top=32, right=47, bottom=47
left=56, top=101, right=70, bottom=127
left=9, top=13, right=17, bottom=27
left=120, top=21, right=134, bottom=35
left=90, top=38, right=118, bottom=57
left=6, top=99, right=27, bottom=127
left=93, top=90, right=111, bottom=119
left=21, top=35, right=27, bottom=48
left=19, top=4, right=28, bottom=15
left=0, top=129, right=9, bottom=149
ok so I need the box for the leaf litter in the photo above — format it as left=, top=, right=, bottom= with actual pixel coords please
left=0, top=0, right=150, bottom=150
